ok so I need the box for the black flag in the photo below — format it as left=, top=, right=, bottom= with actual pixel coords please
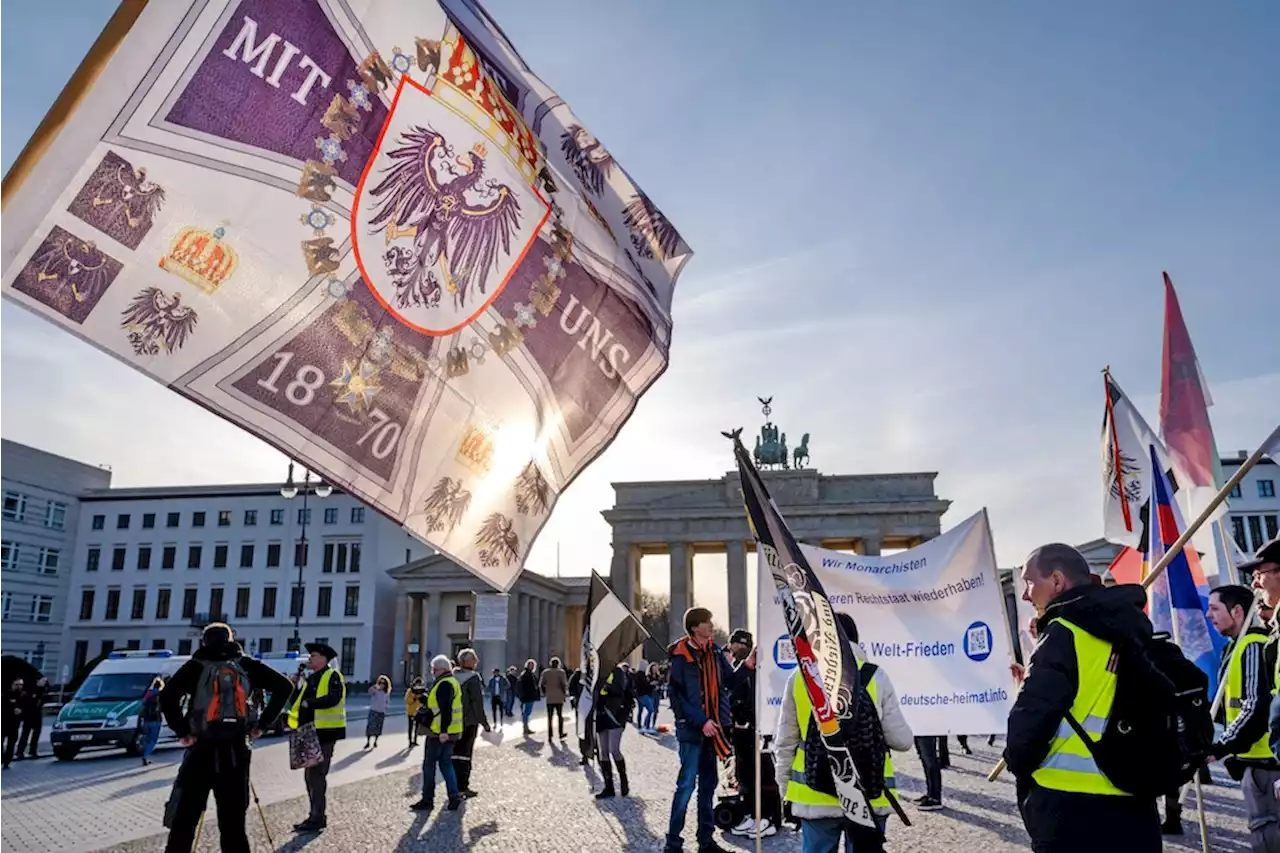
left=576, top=573, right=648, bottom=741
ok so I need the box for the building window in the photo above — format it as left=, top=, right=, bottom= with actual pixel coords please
left=324, top=507, right=339, bottom=525
left=244, top=510, right=258, bottom=526
left=0, top=591, right=10, bottom=621
left=266, top=543, right=282, bottom=568
left=340, top=638, right=356, bottom=677
left=290, top=586, right=305, bottom=618
left=209, top=587, right=225, bottom=617
left=91, top=513, right=105, bottom=530
left=87, top=547, right=101, bottom=572
left=317, top=585, right=333, bottom=617
left=213, top=544, right=229, bottom=569
left=105, top=589, right=121, bottom=620
left=188, top=545, right=203, bottom=569
left=192, top=511, right=206, bottom=528
left=349, top=542, right=361, bottom=573
left=1250, top=516, right=1265, bottom=552
left=262, top=586, right=277, bottom=618
left=124, top=639, right=140, bottom=651
left=259, top=638, right=273, bottom=653
left=111, top=546, right=126, bottom=571
left=137, top=546, right=152, bottom=571
left=1230, top=483, right=1243, bottom=499
left=344, top=585, right=360, bottom=617
left=270, top=509, right=284, bottom=526
left=37, top=547, right=59, bottom=575
left=73, top=640, right=89, bottom=674
left=235, top=586, right=251, bottom=619
left=0, top=541, right=15, bottom=571
left=30, top=595, right=54, bottom=623
left=178, top=639, right=192, bottom=655
left=323, top=541, right=362, bottom=573
left=3, top=492, right=28, bottom=522
left=117, top=514, right=131, bottom=530
left=240, top=544, right=255, bottom=568
left=294, top=542, right=309, bottom=568
left=131, top=588, right=146, bottom=620
left=45, top=501, right=68, bottom=530
left=1267, top=515, right=1279, bottom=542
left=162, top=545, right=177, bottom=570
left=181, top=588, right=197, bottom=619
left=218, top=510, right=232, bottom=527
left=456, top=604, right=471, bottom=622
left=297, top=508, right=311, bottom=526
left=1232, top=516, right=1248, bottom=551
left=156, top=588, right=171, bottom=620
left=1261, top=480, right=1277, bottom=499
left=79, top=589, right=95, bottom=620
left=152, top=639, right=166, bottom=651
left=351, top=507, right=365, bottom=524
left=100, top=639, right=115, bottom=656
left=166, top=512, right=180, bottom=528
left=142, top=513, right=156, bottom=529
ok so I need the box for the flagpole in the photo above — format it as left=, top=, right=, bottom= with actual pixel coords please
left=989, top=428, right=1276, bottom=784
left=753, top=730, right=763, bottom=853
left=1, top=0, right=150, bottom=209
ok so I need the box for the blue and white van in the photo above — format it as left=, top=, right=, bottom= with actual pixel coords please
left=50, top=650, right=190, bottom=761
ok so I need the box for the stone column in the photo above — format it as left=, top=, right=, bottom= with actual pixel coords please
left=518, top=593, right=532, bottom=664
left=860, top=536, right=882, bottom=556
left=506, top=592, right=520, bottom=667
left=426, top=592, right=443, bottom=660
left=552, top=604, right=565, bottom=661
left=414, top=594, right=428, bottom=676
left=726, top=540, right=748, bottom=633
left=540, top=599, right=552, bottom=665
left=610, top=540, right=640, bottom=610
left=668, top=542, right=691, bottom=647
left=393, top=593, right=408, bottom=685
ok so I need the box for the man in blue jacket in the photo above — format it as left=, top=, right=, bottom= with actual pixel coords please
left=664, top=607, right=738, bottom=853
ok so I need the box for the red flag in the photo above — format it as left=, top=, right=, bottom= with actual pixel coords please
left=1160, top=272, right=1219, bottom=488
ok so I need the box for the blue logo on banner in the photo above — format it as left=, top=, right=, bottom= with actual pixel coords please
left=963, top=621, right=993, bottom=662
left=774, top=634, right=798, bottom=670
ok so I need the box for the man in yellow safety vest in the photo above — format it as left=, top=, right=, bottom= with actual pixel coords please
left=411, top=655, right=463, bottom=812
left=774, top=612, right=914, bottom=853
left=1005, top=543, right=1161, bottom=853
left=288, top=641, right=347, bottom=834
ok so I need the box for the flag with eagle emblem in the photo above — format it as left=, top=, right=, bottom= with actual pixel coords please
left=1, top=0, right=691, bottom=591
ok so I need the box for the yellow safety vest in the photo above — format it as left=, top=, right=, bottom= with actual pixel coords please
left=427, top=675, right=464, bottom=736
left=1225, top=632, right=1272, bottom=760
left=287, top=668, right=346, bottom=730
left=786, top=663, right=897, bottom=814
left=1031, top=618, right=1127, bottom=796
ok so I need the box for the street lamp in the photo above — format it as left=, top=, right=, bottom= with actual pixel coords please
left=281, top=462, right=332, bottom=651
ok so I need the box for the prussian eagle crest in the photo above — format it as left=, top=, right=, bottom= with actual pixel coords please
left=120, top=287, right=198, bottom=356
left=559, top=123, right=613, bottom=197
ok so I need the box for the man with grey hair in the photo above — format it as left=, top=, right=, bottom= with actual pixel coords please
left=452, top=648, right=492, bottom=799
left=412, top=655, right=462, bottom=812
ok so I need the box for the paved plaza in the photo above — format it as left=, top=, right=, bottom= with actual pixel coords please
left=1, top=700, right=1252, bottom=853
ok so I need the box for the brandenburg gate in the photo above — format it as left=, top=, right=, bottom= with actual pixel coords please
left=602, top=400, right=951, bottom=640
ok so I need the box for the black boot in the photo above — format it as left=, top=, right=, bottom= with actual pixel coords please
left=596, top=760, right=615, bottom=799
left=1162, top=804, right=1184, bottom=835
left=616, top=758, right=629, bottom=796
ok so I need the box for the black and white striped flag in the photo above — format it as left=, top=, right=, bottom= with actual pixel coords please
left=576, top=573, right=648, bottom=738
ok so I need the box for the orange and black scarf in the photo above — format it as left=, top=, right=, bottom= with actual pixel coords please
left=673, top=636, right=733, bottom=759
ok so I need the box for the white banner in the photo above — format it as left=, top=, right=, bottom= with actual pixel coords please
left=471, top=592, right=509, bottom=641
left=757, top=510, right=1017, bottom=737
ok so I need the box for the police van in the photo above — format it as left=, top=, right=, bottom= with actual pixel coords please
left=50, top=650, right=190, bottom=761
left=253, top=650, right=306, bottom=734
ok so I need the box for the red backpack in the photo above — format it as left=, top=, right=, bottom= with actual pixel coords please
left=188, top=659, right=253, bottom=738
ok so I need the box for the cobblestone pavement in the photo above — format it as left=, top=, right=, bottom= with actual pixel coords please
left=77, top=709, right=1250, bottom=853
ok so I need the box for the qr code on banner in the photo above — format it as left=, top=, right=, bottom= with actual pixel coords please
left=967, top=624, right=991, bottom=657
left=776, top=637, right=797, bottom=667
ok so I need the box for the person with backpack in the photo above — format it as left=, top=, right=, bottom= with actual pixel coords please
left=139, top=677, right=164, bottom=766
left=774, top=612, right=914, bottom=852
left=1206, top=583, right=1280, bottom=850
left=287, top=641, right=347, bottom=834
left=1006, top=543, right=1186, bottom=853
left=158, top=622, right=292, bottom=853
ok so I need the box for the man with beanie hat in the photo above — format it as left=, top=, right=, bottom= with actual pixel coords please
left=159, top=623, right=292, bottom=853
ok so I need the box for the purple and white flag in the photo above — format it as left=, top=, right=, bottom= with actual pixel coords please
left=2, top=1, right=690, bottom=591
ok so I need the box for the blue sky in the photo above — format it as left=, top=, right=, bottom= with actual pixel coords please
left=3, top=2, right=1277, bottom=623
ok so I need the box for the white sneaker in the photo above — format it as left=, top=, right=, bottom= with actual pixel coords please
left=755, top=819, right=777, bottom=838
left=731, top=817, right=755, bottom=835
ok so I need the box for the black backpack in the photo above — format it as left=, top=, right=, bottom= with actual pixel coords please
left=804, top=662, right=889, bottom=803
left=1066, top=632, right=1213, bottom=798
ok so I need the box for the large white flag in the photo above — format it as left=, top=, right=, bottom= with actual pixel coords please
left=2, top=0, right=690, bottom=591
left=1102, top=373, right=1175, bottom=548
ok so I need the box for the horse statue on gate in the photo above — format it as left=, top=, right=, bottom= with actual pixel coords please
left=793, top=433, right=811, bottom=469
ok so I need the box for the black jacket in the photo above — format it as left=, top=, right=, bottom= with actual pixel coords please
left=729, top=663, right=754, bottom=727
left=19, top=684, right=48, bottom=722
left=3, top=688, right=22, bottom=733
left=426, top=677, right=458, bottom=739
left=518, top=670, right=540, bottom=703
left=293, top=666, right=347, bottom=742
left=160, top=641, right=293, bottom=739
left=455, top=669, right=490, bottom=730
left=595, top=666, right=634, bottom=732
left=1005, top=583, right=1154, bottom=780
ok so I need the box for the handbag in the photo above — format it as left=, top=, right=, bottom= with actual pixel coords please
left=289, top=722, right=324, bottom=770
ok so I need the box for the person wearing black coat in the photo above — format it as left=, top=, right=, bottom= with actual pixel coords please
left=518, top=660, right=540, bottom=736
left=593, top=664, right=635, bottom=799
left=17, top=677, right=48, bottom=759
left=159, top=623, right=292, bottom=853
left=3, top=678, right=23, bottom=769
left=1005, top=545, right=1161, bottom=853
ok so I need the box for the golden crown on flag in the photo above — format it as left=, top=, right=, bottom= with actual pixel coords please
left=472, top=141, right=488, bottom=159
left=158, top=225, right=238, bottom=293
